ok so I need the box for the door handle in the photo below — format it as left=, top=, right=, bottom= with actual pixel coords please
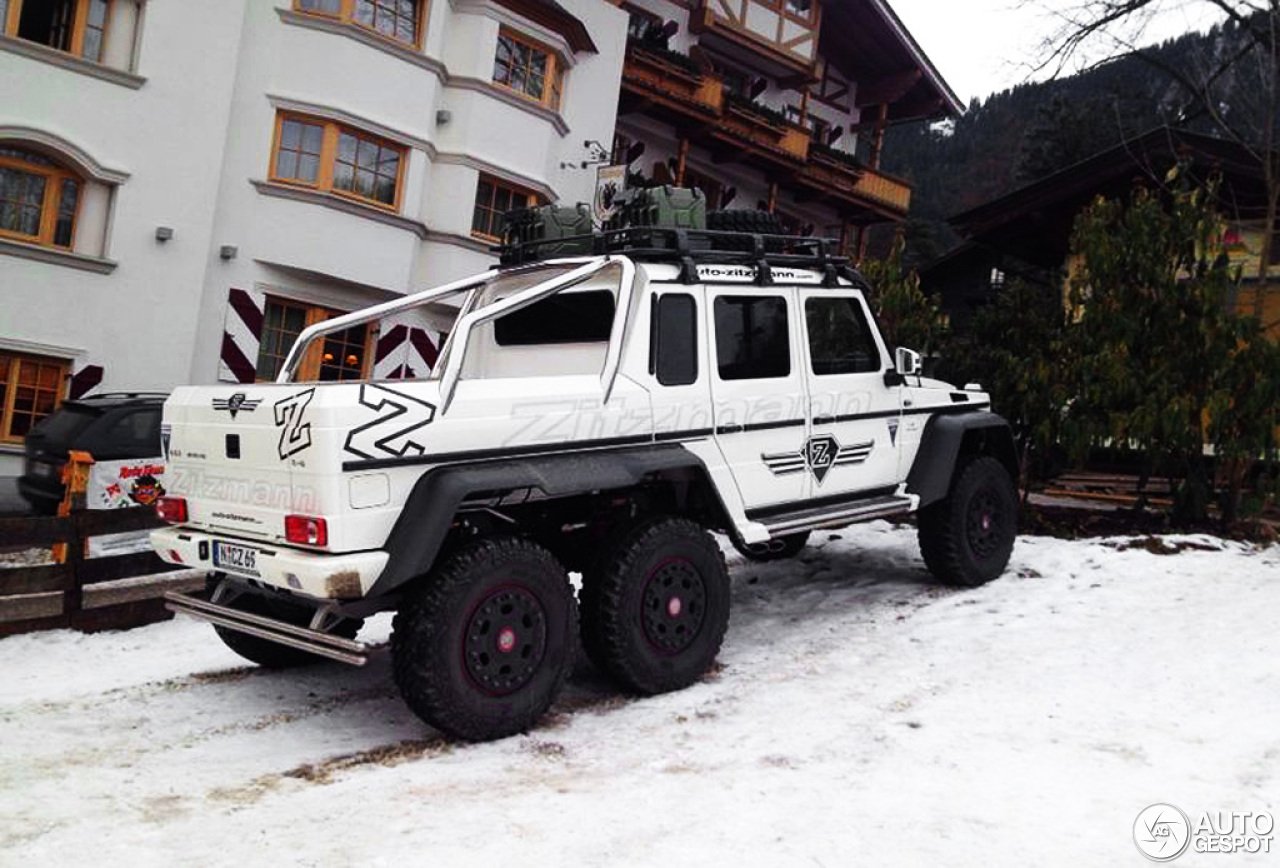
left=717, top=423, right=744, bottom=435
left=813, top=414, right=835, bottom=425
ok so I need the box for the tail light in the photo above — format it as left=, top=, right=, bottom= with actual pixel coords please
left=156, top=496, right=187, bottom=524
left=285, top=514, right=328, bottom=547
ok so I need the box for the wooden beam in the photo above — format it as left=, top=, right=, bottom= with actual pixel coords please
left=675, top=137, right=690, bottom=186
left=767, top=181, right=778, bottom=212
left=869, top=103, right=889, bottom=170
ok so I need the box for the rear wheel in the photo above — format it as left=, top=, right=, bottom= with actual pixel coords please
left=731, top=531, right=810, bottom=562
left=391, top=537, right=576, bottom=742
left=207, top=578, right=362, bottom=669
left=581, top=517, right=730, bottom=695
left=918, top=456, right=1017, bottom=587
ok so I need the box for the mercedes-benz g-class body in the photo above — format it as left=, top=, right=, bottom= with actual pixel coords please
left=155, top=229, right=1018, bottom=742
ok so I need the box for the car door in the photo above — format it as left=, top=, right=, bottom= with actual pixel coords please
left=798, top=289, right=902, bottom=499
left=708, top=287, right=809, bottom=510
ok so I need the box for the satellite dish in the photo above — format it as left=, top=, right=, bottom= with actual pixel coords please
left=721, top=186, right=737, bottom=207
left=827, top=126, right=844, bottom=144
left=661, top=19, right=679, bottom=38
left=625, top=141, right=646, bottom=165
left=749, top=78, right=768, bottom=100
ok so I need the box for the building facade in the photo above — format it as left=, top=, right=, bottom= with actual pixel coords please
left=612, top=0, right=961, bottom=250
left=0, top=0, right=627, bottom=473
left=0, top=0, right=953, bottom=476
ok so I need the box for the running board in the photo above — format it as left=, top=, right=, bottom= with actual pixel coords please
left=760, top=494, right=914, bottom=536
left=164, top=590, right=371, bottom=667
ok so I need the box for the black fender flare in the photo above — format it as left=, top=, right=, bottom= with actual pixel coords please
left=905, top=411, right=1018, bottom=508
left=368, top=445, right=720, bottom=597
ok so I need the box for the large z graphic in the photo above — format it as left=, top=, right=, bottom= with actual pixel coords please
left=275, top=388, right=315, bottom=460
left=343, top=384, right=436, bottom=460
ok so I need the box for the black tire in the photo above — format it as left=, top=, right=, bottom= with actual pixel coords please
left=391, top=537, right=577, bottom=742
left=731, top=531, right=810, bottom=562
left=207, top=578, right=362, bottom=669
left=581, top=517, right=730, bottom=695
left=707, top=208, right=783, bottom=235
left=918, top=456, right=1018, bottom=587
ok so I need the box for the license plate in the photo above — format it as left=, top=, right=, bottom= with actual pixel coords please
left=213, top=541, right=259, bottom=577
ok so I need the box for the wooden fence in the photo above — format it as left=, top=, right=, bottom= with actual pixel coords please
left=0, top=507, right=204, bottom=638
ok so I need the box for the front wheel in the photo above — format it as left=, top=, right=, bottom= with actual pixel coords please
left=581, top=517, right=730, bottom=695
left=391, top=537, right=577, bottom=742
left=918, top=456, right=1018, bottom=587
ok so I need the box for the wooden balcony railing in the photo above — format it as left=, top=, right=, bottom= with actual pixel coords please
left=621, top=46, right=723, bottom=115
left=622, top=44, right=912, bottom=218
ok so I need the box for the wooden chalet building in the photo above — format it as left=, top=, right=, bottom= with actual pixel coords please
left=610, top=0, right=962, bottom=250
left=922, top=128, right=1280, bottom=336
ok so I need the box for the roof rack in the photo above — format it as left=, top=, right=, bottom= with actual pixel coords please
left=496, top=227, right=868, bottom=288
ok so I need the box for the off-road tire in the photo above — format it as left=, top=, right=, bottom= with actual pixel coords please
left=391, top=537, right=577, bottom=742
left=707, top=208, right=783, bottom=235
left=581, top=517, right=730, bottom=695
left=207, top=578, right=362, bottom=669
left=918, top=456, right=1017, bottom=587
left=731, top=531, right=810, bottom=562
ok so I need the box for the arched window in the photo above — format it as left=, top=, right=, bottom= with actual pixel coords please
left=0, top=145, right=81, bottom=249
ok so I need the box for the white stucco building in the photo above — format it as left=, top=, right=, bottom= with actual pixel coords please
left=0, top=0, right=626, bottom=473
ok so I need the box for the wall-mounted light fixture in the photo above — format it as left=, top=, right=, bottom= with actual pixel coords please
left=155, top=226, right=174, bottom=242
left=219, top=245, right=238, bottom=260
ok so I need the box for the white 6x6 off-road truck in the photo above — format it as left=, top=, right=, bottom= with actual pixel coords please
left=154, top=222, right=1018, bottom=742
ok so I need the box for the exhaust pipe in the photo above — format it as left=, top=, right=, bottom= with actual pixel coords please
left=164, top=590, right=372, bottom=666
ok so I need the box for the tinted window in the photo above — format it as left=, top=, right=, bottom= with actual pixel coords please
left=714, top=296, right=790, bottom=380
left=652, top=294, right=698, bottom=386
left=806, top=296, right=882, bottom=375
left=31, top=406, right=96, bottom=444
left=101, top=409, right=162, bottom=453
left=493, top=290, right=615, bottom=346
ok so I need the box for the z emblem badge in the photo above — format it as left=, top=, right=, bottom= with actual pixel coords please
left=212, top=392, right=262, bottom=419
left=763, top=434, right=874, bottom=485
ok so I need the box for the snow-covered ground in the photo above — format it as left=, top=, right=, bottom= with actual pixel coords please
left=1, top=523, right=1277, bottom=867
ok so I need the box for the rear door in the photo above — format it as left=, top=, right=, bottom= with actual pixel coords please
left=708, top=287, right=809, bottom=510
left=798, top=289, right=901, bottom=499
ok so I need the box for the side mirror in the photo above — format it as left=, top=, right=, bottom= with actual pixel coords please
left=895, top=347, right=922, bottom=377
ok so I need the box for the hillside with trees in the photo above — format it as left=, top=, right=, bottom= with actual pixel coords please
left=876, top=15, right=1263, bottom=266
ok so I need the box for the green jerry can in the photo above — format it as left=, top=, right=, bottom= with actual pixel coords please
left=503, top=204, right=594, bottom=256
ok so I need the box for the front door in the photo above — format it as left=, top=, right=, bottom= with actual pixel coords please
left=798, top=289, right=902, bottom=500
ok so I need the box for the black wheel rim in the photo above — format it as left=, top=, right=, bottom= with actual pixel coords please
left=462, top=586, right=548, bottom=696
left=966, top=485, right=1006, bottom=561
left=641, top=558, right=707, bottom=655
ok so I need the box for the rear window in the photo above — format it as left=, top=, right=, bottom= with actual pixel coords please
left=493, top=290, right=616, bottom=346
left=30, top=406, right=97, bottom=443
left=100, top=409, right=162, bottom=453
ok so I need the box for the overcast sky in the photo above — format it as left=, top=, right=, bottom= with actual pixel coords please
left=888, top=0, right=1230, bottom=105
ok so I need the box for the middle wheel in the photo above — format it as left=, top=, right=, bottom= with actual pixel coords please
left=581, top=516, right=730, bottom=695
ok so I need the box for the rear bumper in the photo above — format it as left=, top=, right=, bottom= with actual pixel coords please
left=151, top=526, right=389, bottom=600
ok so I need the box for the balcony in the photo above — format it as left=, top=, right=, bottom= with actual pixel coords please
left=620, top=45, right=723, bottom=119
left=798, top=145, right=911, bottom=217
left=715, top=95, right=810, bottom=163
left=620, top=43, right=912, bottom=220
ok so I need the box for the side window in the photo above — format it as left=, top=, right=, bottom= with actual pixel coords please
left=650, top=293, right=698, bottom=386
left=805, top=296, right=881, bottom=375
left=493, top=290, right=615, bottom=346
left=714, top=295, right=790, bottom=381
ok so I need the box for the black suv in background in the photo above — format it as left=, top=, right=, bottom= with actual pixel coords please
left=19, top=393, right=166, bottom=515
